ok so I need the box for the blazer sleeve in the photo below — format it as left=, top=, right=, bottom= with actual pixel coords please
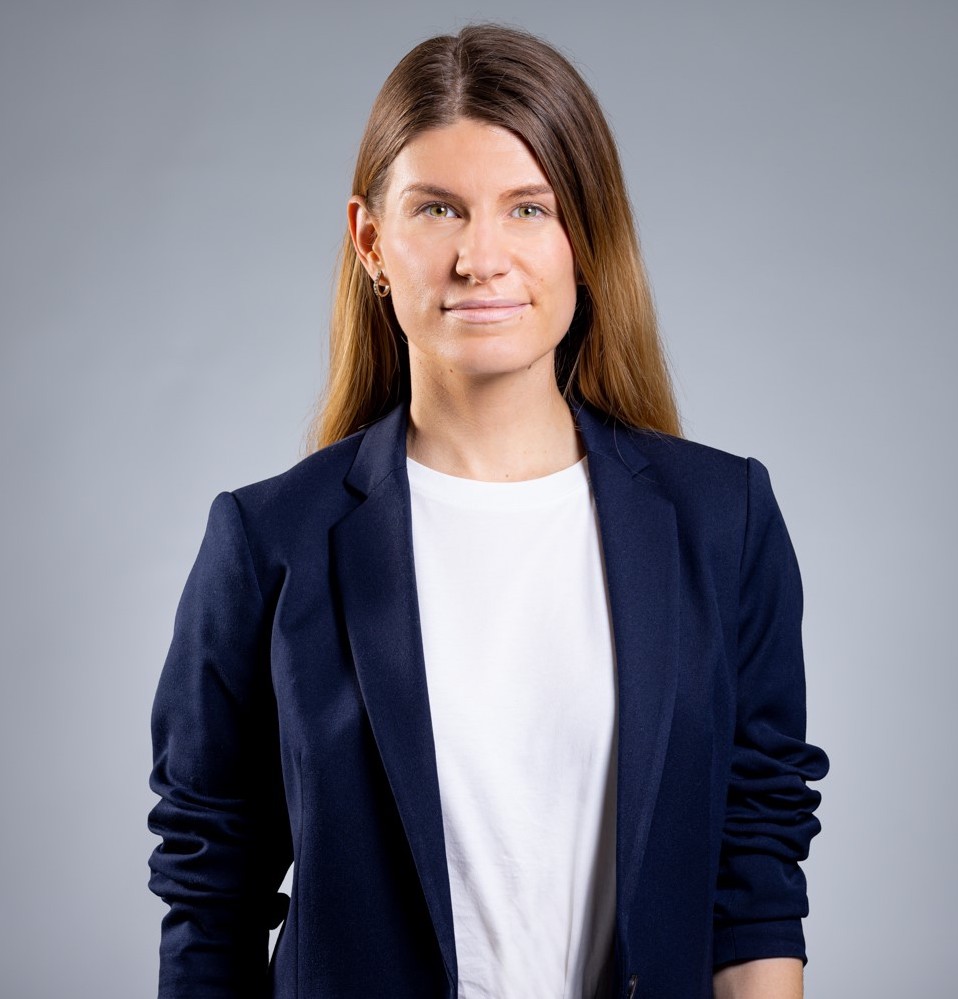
left=147, top=491, right=293, bottom=998
left=712, top=457, right=830, bottom=969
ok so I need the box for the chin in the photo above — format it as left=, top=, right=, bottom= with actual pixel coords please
left=449, top=350, right=557, bottom=381
left=409, top=330, right=562, bottom=379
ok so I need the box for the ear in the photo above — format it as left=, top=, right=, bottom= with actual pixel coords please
left=347, top=195, right=383, bottom=279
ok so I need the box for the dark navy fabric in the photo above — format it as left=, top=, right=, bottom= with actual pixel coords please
left=147, top=397, right=829, bottom=998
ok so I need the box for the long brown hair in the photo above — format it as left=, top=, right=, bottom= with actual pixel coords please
left=306, top=23, right=681, bottom=452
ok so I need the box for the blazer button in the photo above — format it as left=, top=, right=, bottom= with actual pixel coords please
left=626, top=973, right=638, bottom=998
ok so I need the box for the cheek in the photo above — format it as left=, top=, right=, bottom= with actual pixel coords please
left=379, top=239, right=439, bottom=339
left=382, top=236, right=445, bottom=308
left=542, top=242, right=579, bottom=314
left=539, top=228, right=576, bottom=278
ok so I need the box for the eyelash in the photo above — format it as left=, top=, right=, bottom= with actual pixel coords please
left=419, top=202, right=548, bottom=219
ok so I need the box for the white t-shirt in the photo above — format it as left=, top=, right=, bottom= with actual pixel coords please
left=406, top=453, right=618, bottom=999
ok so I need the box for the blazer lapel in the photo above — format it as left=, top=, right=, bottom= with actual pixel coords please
left=330, top=398, right=681, bottom=975
left=571, top=400, right=681, bottom=940
left=329, top=403, right=458, bottom=987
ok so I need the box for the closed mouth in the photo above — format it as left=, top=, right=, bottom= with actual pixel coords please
left=443, top=300, right=530, bottom=323
left=444, top=299, right=527, bottom=310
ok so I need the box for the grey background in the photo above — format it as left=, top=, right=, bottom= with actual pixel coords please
left=1, top=1, right=954, bottom=995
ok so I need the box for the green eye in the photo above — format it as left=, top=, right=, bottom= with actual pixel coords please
left=424, top=203, right=455, bottom=218
left=515, top=204, right=543, bottom=218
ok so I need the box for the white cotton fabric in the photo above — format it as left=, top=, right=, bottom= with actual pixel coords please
left=406, top=453, right=618, bottom=999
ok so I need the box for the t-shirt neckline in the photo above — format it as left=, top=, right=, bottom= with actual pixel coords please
left=405, top=454, right=591, bottom=510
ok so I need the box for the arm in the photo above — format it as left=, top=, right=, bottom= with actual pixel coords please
left=712, top=458, right=829, bottom=975
left=713, top=957, right=803, bottom=999
left=147, top=492, right=293, bottom=998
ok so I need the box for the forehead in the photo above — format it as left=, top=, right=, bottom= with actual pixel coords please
left=384, top=119, right=551, bottom=201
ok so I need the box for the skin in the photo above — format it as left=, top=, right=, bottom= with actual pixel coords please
left=713, top=958, right=804, bottom=998
left=348, top=117, right=583, bottom=481
left=348, top=117, right=804, bottom=996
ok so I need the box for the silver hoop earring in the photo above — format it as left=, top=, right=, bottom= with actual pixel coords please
left=372, top=269, right=391, bottom=298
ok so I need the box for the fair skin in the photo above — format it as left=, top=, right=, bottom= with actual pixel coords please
left=713, top=959, right=804, bottom=999
left=348, top=116, right=804, bottom=997
left=348, top=117, right=583, bottom=481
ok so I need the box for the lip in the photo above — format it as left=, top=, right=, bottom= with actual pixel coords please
left=443, top=299, right=529, bottom=323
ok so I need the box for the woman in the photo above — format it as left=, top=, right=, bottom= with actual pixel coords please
left=147, top=23, right=828, bottom=999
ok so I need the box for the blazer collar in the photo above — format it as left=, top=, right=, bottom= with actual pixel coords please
left=331, top=398, right=679, bottom=988
left=341, top=403, right=407, bottom=498
left=343, top=395, right=653, bottom=497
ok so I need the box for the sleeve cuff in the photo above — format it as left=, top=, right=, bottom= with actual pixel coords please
left=713, top=918, right=808, bottom=970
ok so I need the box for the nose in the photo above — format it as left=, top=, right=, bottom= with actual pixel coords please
left=454, top=218, right=512, bottom=283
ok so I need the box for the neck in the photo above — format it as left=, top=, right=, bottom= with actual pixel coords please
left=405, top=359, right=584, bottom=482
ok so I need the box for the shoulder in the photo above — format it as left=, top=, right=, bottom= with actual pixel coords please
left=601, top=420, right=786, bottom=558
left=627, top=427, right=795, bottom=572
left=573, top=398, right=776, bottom=523
left=222, top=429, right=367, bottom=540
left=614, top=423, right=757, bottom=507
left=643, top=427, right=783, bottom=514
left=630, top=427, right=747, bottom=476
left=574, top=398, right=747, bottom=479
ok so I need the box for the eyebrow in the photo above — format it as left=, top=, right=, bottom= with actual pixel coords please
left=398, top=183, right=556, bottom=202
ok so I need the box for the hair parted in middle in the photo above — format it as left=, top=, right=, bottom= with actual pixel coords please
left=308, top=22, right=681, bottom=452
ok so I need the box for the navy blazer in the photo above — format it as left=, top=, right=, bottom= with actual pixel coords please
left=147, top=397, right=828, bottom=999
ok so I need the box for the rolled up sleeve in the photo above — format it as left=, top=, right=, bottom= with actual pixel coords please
left=147, top=491, right=293, bottom=997
left=713, top=458, right=830, bottom=970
